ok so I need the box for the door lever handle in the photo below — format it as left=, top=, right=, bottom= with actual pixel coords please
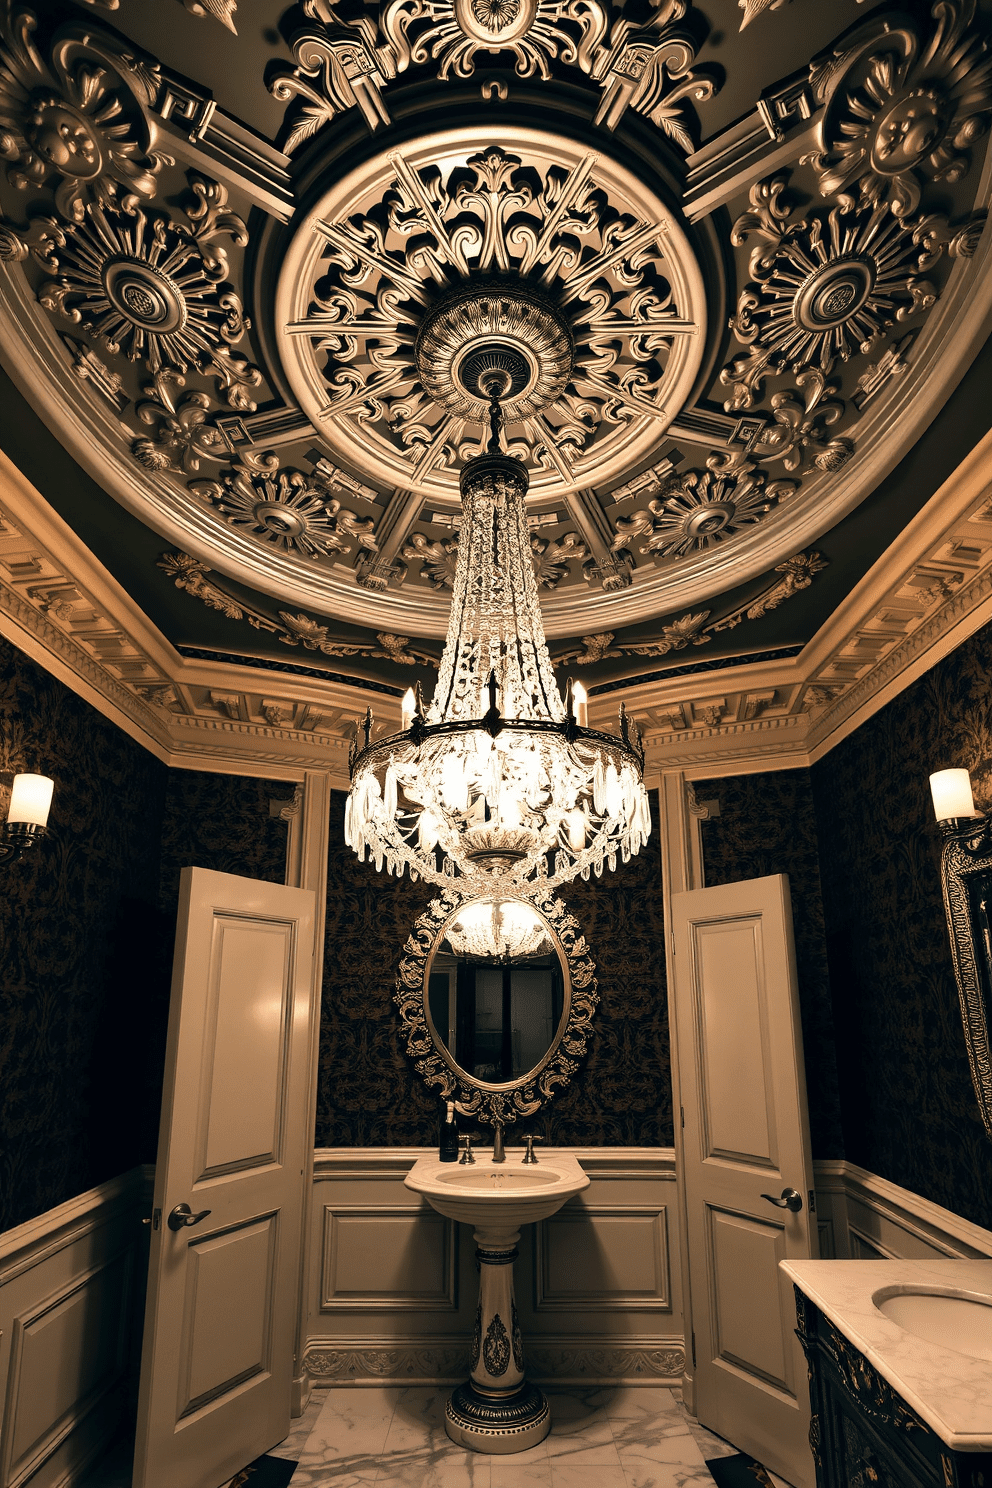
left=760, top=1187, right=803, bottom=1213
left=167, top=1202, right=212, bottom=1232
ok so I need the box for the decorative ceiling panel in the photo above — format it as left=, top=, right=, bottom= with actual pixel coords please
left=0, top=0, right=988, bottom=696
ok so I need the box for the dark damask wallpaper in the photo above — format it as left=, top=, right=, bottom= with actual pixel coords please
left=315, top=792, right=673, bottom=1148
left=0, top=635, right=167, bottom=1233
left=811, top=620, right=992, bottom=1233
left=0, top=628, right=291, bottom=1234
left=699, top=770, right=844, bottom=1160
left=158, top=769, right=290, bottom=916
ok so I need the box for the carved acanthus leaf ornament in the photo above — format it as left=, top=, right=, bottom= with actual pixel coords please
left=158, top=550, right=438, bottom=667
left=720, top=173, right=979, bottom=411
left=0, top=2, right=166, bottom=222
left=555, top=550, right=828, bottom=664
left=809, top=0, right=992, bottom=218
left=271, top=0, right=715, bottom=146
left=181, top=0, right=238, bottom=31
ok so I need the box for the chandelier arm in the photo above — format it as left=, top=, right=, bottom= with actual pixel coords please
left=349, top=717, right=646, bottom=778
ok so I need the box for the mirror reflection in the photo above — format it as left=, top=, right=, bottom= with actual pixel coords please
left=426, top=900, right=567, bottom=1085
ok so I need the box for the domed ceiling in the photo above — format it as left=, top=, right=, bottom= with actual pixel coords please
left=0, top=0, right=990, bottom=724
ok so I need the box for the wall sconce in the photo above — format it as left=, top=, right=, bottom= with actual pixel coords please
left=929, top=768, right=992, bottom=1139
left=0, top=774, right=54, bottom=864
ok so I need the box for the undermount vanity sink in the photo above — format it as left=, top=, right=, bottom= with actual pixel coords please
left=873, top=1286, right=992, bottom=1361
left=405, top=1150, right=589, bottom=1228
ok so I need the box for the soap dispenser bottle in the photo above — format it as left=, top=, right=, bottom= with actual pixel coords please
left=439, top=1100, right=459, bottom=1162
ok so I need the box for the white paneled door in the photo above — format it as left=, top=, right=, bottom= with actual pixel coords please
left=133, top=868, right=316, bottom=1488
left=671, top=874, right=817, bottom=1488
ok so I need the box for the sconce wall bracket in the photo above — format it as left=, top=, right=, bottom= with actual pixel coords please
left=0, top=823, right=47, bottom=866
left=938, top=815, right=992, bottom=1139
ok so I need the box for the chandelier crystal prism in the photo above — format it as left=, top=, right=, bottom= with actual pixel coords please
left=345, top=323, right=651, bottom=893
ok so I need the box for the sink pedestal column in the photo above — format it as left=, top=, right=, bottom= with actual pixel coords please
left=445, top=1224, right=550, bottom=1454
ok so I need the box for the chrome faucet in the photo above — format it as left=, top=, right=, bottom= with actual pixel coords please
left=491, top=1120, right=505, bottom=1163
left=522, top=1134, right=543, bottom=1164
left=458, top=1134, right=476, bottom=1165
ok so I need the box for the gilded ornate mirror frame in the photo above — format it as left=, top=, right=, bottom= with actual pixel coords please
left=938, top=818, right=992, bottom=1138
left=394, top=889, right=599, bottom=1130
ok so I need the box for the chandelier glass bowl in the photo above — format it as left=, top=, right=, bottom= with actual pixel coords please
left=445, top=900, right=553, bottom=962
left=345, top=337, right=651, bottom=894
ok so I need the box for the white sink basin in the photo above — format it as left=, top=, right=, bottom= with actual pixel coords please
left=873, top=1286, right=992, bottom=1361
left=405, top=1151, right=589, bottom=1228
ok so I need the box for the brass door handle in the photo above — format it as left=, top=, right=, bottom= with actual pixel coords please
left=167, top=1202, right=212, bottom=1232
left=760, top=1187, right=803, bottom=1213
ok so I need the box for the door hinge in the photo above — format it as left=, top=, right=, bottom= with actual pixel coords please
left=680, top=1105, right=685, bottom=1129
left=808, top=1190, right=816, bottom=1214
left=691, top=1331, right=696, bottom=1368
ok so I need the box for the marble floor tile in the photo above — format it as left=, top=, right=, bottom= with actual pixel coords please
left=548, top=1466, right=629, bottom=1488
left=374, top=1447, right=493, bottom=1488
left=269, top=1392, right=327, bottom=1460
left=290, top=1387, right=400, bottom=1483
left=491, top=1461, right=553, bottom=1488
left=544, top=1388, right=621, bottom=1466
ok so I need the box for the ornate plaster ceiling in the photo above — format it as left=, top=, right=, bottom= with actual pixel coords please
left=0, top=0, right=989, bottom=701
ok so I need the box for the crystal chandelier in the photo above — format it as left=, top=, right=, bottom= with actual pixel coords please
left=345, top=321, right=650, bottom=894
left=445, top=900, right=552, bottom=962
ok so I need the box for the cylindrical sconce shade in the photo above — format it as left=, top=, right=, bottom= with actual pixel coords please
left=929, top=769, right=977, bottom=821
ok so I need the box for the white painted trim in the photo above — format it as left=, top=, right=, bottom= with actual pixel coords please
left=812, top=1159, right=992, bottom=1261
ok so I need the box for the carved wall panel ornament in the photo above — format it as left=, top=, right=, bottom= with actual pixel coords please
left=276, top=133, right=708, bottom=501
left=271, top=0, right=714, bottom=147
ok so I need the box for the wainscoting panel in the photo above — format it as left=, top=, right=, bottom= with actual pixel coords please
left=0, top=1165, right=152, bottom=1488
left=303, top=1149, right=684, bottom=1388
left=812, top=1159, right=992, bottom=1261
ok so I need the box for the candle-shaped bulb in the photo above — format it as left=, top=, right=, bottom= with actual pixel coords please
left=929, top=768, right=978, bottom=821
left=401, top=687, right=417, bottom=732
left=7, top=774, right=54, bottom=828
left=572, top=680, right=589, bottom=728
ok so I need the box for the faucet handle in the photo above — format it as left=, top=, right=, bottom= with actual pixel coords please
left=458, top=1134, right=476, bottom=1165
left=522, top=1134, right=544, bottom=1165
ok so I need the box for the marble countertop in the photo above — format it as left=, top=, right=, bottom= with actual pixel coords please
left=782, top=1259, right=992, bottom=1452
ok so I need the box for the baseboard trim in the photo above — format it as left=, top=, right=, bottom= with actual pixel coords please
left=303, top=1336, right=685, bottom=1388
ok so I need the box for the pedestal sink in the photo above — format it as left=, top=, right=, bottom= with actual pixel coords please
left=405, top=1150, right=589, bottom=1453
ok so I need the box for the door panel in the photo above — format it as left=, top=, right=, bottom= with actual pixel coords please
left=695, top=918, right=776, bottom=1166
left=198, top=917, right=296, bottom=1178
left=180, top=1217, right=277, bottom=1416
left=709, top=1208, right=790, bottom=1390
left=672, top=874, right=816, bottom=1488
left=134, top=869, right=315, bottom=1488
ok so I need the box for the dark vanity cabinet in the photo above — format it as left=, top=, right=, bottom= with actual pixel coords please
left=794, top=1289, right=992, bottom=1488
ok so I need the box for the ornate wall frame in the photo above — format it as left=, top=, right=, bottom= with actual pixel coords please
left=393, top=890, right=599, bottom=1129
left=938, top=818, right=992, bottom=1139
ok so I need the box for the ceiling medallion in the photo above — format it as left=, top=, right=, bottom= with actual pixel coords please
left=277, top=132, right=706, bottom=500
left=33, top=176, right=257, bottom=401
left=273, top=0, right=713, bottom=146
left=415, top=284, right=573, bottom=425
left=720, top=173, right=975, bottom=411
left=0, top=5, right=165, bottom=222
left=190, top=452, right=379, bottom=561
left=810, top=0, right=992, bottom=218
left=345, top=386, right=650, bottom=893
left=611, top=455, right=797, bottom=561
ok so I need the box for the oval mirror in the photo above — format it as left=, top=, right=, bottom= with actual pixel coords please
left=394, top=890, right=598, bottom=1129
left=427, top=899, right=566, bottom=1087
